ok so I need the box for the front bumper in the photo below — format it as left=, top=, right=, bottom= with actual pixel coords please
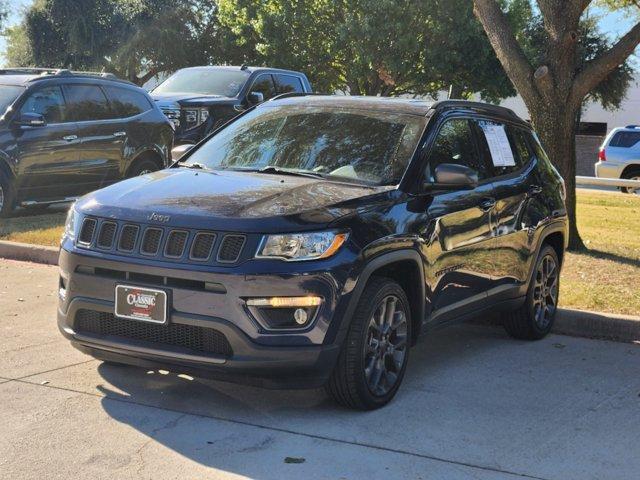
left=57, top=247, right=350, bottom=388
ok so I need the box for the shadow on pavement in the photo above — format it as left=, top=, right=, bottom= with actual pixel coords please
left=94, top=324, right=513, bottom=477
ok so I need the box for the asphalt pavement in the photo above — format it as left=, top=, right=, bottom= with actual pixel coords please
left=1, top=258, right=639, bottom=480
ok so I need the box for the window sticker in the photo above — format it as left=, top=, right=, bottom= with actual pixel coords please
left=479, top=122, right=516, bottom=167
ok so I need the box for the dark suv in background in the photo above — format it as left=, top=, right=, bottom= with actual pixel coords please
left=151, top=65, right=311, bottom=146
left=0, top=68, right=173, bottom=217
left=58, top=96, right=568, bottom=410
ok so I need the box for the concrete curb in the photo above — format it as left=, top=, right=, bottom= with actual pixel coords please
left=1, top=240, right=638, bottom=342
left=553, top=308, right=640, bottom=344
left=0, top=240, right=59, bottom=265
left=476, top=308, right=640, bottom=344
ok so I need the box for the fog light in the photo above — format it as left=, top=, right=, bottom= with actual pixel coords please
left=246, top=296, right=322, bottom=308
left=294, top=308, right=308, bottom=325
left=246, top=297, right=322, bottom=331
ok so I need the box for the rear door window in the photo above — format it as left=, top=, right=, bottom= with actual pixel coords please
left=475, top=120, right=533, bottom=177
left=103, top=86, right=152, bottom=118
left=63, top=84, right=113, bottom=121
left=19, top=86, right=67, bottom=123
left=426, top=118, right=491, bottom=182
left=274, top=74, right=305, bottom=94
left=248, top=74, right=277, bottom=101
left=609, top=131, right=640, bottom=148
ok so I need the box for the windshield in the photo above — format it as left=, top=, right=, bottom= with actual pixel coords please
left=185, top=104, right=426, bottom=185
left=152, top=69, right=250, bottom=97
left=0, top=85, right=25, bottom=115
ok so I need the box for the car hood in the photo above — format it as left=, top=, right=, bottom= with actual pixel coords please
left=76, top=169, right=395, bottom=233
left=151, top=92, right=236, bottom=108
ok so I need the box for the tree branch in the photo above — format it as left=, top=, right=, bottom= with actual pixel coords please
left=570, top=21, right=640, bottom=106
left=472, top=0, right=536, bottom=105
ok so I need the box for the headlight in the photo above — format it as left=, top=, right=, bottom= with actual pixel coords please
left=184, top=108, right=209, bottom=130
left=63, top=205, right=77, bottom=241
left=256, top=231, right=348, bottom=261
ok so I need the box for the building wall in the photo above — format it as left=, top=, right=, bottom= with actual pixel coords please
left=499, top=75, right=640, bottom=133
left=576, top=135, right=603, bottom=176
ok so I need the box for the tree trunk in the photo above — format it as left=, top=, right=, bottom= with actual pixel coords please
left=528, top=102, right=585, bottom=251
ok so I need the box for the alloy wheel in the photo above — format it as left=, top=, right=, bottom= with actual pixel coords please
left=630, top=175, right=640, bottom=195
left=138, top=169, right=153, bottom=176
left=532, top=254, right=559, bottom=329
left=364, top=295, right=408, bottom=397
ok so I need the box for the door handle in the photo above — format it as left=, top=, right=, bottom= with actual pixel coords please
left=62, top=135, right=78, bottom=141
left=528, top=185, right=543, bottom=196
left=113, top=131, right=127, bottom=137
left=479, top=198, right=496, bottom=212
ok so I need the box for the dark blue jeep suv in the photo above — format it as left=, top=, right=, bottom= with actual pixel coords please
left=58, top=95, right=568, bottom=409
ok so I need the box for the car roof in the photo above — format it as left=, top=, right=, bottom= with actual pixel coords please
left=176, top=65, right=306, bottom=76
left=0, top=68, right=134, bottom=87
left=265, top=95, right=524, bottom=121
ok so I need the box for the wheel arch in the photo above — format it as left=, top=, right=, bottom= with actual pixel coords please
left=542, top=231, right=565, bottom=268
left=125, top=149, right=165, bottom=177
left=338, top=250, right=426, bottom=346
left=621, top=163, right=640, bottom=179
left=0, top=152, right=15, bottom=179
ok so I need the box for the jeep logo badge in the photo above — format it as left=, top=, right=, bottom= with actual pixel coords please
left=147, top=212, right=170, bottom=223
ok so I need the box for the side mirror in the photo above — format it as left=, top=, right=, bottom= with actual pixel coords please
left=425, top=163, right=479, bottom=191
left=171, top=143, right=194, bottom=162
left=247, top=91, right=264, bottom=105
left=15, top=112, right=46, bottom=127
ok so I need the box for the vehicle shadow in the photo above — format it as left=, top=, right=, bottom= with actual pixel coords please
left=95, top=322, right=514, bottom=478
left=579, top=248, right=640, bottom=268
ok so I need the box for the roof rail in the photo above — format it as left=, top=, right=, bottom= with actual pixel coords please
left=625, top=125, right=640, bottom=129
left=432, top=99, right=520, bottom=119
left=24, top=69, right=133, bottom=85
left=268, top=92, right=318, bottom=102
left=0, top=67, right=59, bottom=75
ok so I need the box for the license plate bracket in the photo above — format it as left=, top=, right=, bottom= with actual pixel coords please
left=115, top=285, right=168, bottom=324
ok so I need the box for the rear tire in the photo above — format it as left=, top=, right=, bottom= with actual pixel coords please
left=0, top=171, right=16, bottom=218
left=621, top=168, right=640, bottom=195
left=503, top=245, right=560, bottom=340
left=128, top=158, right=160, bottom=177
left=326, top=277, right=411, bottom=410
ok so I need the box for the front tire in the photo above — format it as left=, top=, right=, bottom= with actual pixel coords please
left=128, top=158, right=160, bottom=177
left=0, top=171, right=16, bottom=218
left=326, top=277, right=411, bottom=410
left=503, top=245, right=560, bottom=340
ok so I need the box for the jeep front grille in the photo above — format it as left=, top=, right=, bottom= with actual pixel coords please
left=218, top=235, right=246, bottom=263
left=190, top=232, right=216, bottom=261
left=75, top=216, right=248, bottom=265
left=118, top=225, right=139, bottom=252
left=141, top=228, right=163, bottom=255
left=165, top=230, right=188, bottom=258
left=97, top=221, right=117, bottom=249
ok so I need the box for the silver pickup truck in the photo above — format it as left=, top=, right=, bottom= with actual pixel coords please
left=595, top=125, right=640, bottom=194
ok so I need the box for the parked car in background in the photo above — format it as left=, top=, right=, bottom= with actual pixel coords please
left=58, top=96, right=567, bottom=410
left=596, top=125, right=640, bottom=194
left=0, top=68, right=174, bottom=217
left=151, top=65, right=312, bottom=147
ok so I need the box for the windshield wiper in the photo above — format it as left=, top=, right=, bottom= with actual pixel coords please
left=179, top=162, right=210, bottom=171
left=246, top=165, right=326, bottom=179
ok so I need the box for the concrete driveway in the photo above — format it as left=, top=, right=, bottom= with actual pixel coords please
left=1, top=258, right=639, bottom=480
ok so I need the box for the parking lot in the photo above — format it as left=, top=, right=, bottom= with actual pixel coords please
left=0, top=258, right=638, bottom=480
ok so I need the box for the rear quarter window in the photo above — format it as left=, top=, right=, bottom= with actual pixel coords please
left=274, top=74, right=305, bottom=94
left=103, top=86, right=153, bottom=118
left=609, top=131, right=640, bottom=148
